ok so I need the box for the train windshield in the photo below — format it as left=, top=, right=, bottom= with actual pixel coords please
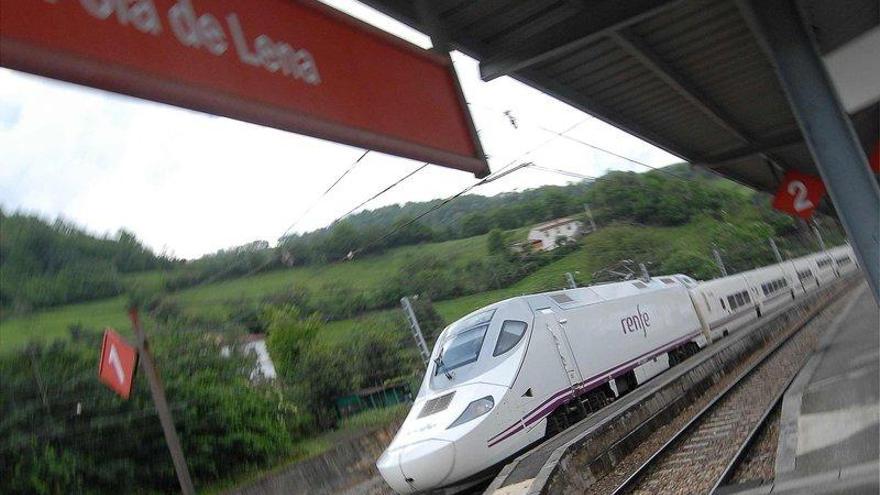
left=433, top=310, right=495, bottom=378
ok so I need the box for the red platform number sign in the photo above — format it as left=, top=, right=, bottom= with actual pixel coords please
left=99, top=329, right=138, bottom=399
left=772, top=170, right=826, bottom=219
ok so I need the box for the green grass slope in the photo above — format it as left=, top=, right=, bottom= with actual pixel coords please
left=320, top=219, right=728, bottom=346
left=0, top=233, right=500, bottom=351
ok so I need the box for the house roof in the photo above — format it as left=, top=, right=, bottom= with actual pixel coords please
left=531, top=216, right=582, bottom=232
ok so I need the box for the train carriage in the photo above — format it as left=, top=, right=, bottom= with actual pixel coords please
left=740, top=264, right=794, bottom=315
left=688, top=274, right=755, bottom=340
left=377, top=245, right=856, bottom=494
left=377, top=277, right=706, bottom=493
left=810, top=251, right=837, bottom=286
left=828, top=244, right=857, bottom=276
left=789, top=255, right=820, bottom=294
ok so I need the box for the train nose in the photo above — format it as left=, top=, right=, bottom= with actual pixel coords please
left=377, top=439, right=455, bottom=493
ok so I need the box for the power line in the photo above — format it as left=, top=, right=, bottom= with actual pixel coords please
left=336, top=162, right=430, bottom=221
left=526, top=164, right=597, bottom=181
left=468, top=102, right=692, bottom=182
left=341, top=119, right=591, bottom=261
left=279, top=149, right=371, bottom=238
left=191, top=150, right=372, bottom=288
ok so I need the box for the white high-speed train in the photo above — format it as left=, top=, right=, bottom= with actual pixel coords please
left=377, top=245, right=857, bottom=494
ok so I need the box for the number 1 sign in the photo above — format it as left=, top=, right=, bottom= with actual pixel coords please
left=772, top=170, right=826, bottom=219
left=99, top=329, right=138, bottom=399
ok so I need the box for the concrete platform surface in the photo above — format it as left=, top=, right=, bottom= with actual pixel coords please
left=774, top=281, right=879, bottom=491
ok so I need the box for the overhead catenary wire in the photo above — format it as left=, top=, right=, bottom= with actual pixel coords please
left=335, top=162, right=430, bottom=222
left=468, top=102, right=693, bottom=182
left=340, top=119, right=592, bottom=260
left=192, top=150, right=372, bottom=287
left=279, top=149, right=371, bottom=238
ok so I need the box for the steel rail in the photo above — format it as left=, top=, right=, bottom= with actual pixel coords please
left=708, top=362, right=799, bottom=494
left=607, top=290, right=831, bottom=495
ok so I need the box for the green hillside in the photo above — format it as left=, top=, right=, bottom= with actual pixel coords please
left=0, top=232, right=507, bottom=350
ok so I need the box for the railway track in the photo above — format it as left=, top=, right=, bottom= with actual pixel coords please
left=591, top=287, right=848, bottom=495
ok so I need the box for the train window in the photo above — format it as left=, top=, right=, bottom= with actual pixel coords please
left=434, top=324, right=489, bottom=376
left=493, top=321, right=528, bottom=357
left=661, top=277, right=676, bottom=285
left=743, top=291, right=751, bottom=303
left=735, top=293, right=745, bottom=306
left=720, top=298, right=726, bottom=310
left=727, top=295, right=737, bottom=309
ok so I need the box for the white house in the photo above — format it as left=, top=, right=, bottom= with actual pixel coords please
left=243, top=337, right=277, bottom=380
left=527, top=216, right=586, bottom=251
left=222, top=334, right=278, bottom=380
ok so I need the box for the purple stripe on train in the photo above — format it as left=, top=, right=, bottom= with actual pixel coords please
left=487, top=331, right=701, bottom=448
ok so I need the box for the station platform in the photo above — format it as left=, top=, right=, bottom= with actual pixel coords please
left=731, top=281, right=879, bottom=495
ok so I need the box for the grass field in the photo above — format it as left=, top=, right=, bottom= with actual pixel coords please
left=0, top=232, right=511, bottom=352
left=0, top=219, right=746, bottom=353
left=0, top=296, right=132, bottom=349
left=323, top=221, right=722, bottom=337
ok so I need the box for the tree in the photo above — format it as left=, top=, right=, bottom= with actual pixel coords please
left=264, top=306, right=322, bottom=381
left=460, top=213, right=490, bottom=237
left=487, top=228, right=507, bottom=256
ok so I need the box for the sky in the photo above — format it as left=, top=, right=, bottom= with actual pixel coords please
left=0, top=0, right=680, bottom=259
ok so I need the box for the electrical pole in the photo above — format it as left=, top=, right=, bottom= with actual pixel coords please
left=811, top=221, right=827, bottom=251
left=401, top=297, right=430, bottom=366
left=769, top=237, right=783, bottom=263
left=583, top=204, right=597, bottom=233
left=713, top=245, right=728, bottom=277
left=129, top=309, right=195, bottom=495
left=564, top=272, right=577, bottom=289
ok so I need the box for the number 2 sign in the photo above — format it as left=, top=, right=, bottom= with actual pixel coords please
left=772, top=170, right=826, bottom=219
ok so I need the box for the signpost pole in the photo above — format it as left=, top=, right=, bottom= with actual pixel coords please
left=400, top=297, right=431, bottom=367
left=584, top=204, right=597, bottom=233
left=564, top=272, right=578, bottom=289
left=811, top=221, right=827, bottom=251
left=129, top=309, right=195, bottom=495
left=769, top=237, right=783, bottom=263
left=713, top=245, right=728, bottom=277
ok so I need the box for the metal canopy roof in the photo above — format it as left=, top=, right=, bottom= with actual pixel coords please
left=361, top=0, right=878, bottom=194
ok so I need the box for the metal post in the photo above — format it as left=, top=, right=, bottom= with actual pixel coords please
left=811, top=221, right=827, bottom=251
left=583, top=204, right=597, bottom=233
left=401, top=297, right=430, bottom=366
left=740, top=0, right=880, bottom=302
left=564, top=272, right=577, bottom=289
left=639, top=263, right=651, bottom=282
left=769, top=237, right=783, bottom=263
left=713, top=245, right=728, bottom=277
left=129, top=309, right=195, bottom=495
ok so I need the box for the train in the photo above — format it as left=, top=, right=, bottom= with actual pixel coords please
left=376, top=244, right=858, bottom=494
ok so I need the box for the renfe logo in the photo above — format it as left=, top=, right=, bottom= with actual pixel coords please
left=620, top=305, right=651, bottom=337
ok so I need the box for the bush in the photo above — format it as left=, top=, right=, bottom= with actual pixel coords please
left=1, top=326, right=297, bottom=494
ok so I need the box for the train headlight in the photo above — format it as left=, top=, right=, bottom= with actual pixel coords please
left=448, top=396, right=494, bottom=429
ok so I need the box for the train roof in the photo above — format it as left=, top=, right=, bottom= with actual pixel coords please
left=462, top=275, right=693, bottom=319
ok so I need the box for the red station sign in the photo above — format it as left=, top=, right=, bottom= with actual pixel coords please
left=0, top=0, right=489, bottom=177
left=98, top=329, right=139, bottom=399
left=772, top=170, right=826, bottom=219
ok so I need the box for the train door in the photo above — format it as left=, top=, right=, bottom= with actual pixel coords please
left=538, top=309, right=583, bottom=391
